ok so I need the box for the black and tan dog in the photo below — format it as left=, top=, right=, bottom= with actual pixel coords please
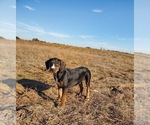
left=45, top=58, right=91, bottom=106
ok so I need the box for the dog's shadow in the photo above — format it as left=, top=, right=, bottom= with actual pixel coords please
left=17, top=79, right=55, bottom=103
left=2, top=78, right=16, bottom=88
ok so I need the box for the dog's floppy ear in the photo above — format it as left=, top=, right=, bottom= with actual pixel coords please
left=45, top=60, right=50, bottom=70
left=60, top=60, right=66, bottom=70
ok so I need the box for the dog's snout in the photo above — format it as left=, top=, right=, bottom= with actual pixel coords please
left=45, top=68, right=50, bottom=72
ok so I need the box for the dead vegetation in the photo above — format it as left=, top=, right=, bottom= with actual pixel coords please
left=16, top=39, right=134, bottom=125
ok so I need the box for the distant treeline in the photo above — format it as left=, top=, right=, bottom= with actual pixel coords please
left=16, top=36, right=46, bottom=43
left=0, top=36, right=5, bottom=39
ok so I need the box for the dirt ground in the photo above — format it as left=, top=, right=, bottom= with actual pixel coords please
left=16, top=39, right=134, bottom=125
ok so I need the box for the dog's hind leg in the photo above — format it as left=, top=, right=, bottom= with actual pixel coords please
left=86, top=86, right=90, bottom=100
left=85, top=73, right=91, bottom=100
left=79, top=82, right=83, bottom=96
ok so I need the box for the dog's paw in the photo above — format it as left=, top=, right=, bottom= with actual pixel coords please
left=56, top=104, right=65, bottom=109
left=85, top=96, right=90, bottom=101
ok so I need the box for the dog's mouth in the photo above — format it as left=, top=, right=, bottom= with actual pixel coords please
left=48, top=68, right=53, bottom=73
left=46, top=68, right=53, bottom=73
left=49, top=69, right=54, bottom=73
left=49, top=68, right=57, bottom=73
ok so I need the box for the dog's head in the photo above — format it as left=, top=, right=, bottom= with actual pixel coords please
left=45, top=58, right=66, bottom=73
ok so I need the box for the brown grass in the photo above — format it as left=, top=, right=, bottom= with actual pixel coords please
left=16, top=39, right=134, bottom=125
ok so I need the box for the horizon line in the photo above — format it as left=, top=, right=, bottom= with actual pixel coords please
left=16, top=36, right=134, bottom=54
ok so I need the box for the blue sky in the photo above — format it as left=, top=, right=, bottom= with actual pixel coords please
left=0, top=0, right=16, bottom=39
left=134, top=0, right=150, bottom=54
left=17, top=0, right=134, bottom=52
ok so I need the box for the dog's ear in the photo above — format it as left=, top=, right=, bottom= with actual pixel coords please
left=60, top=60, right=66, bottom=70
left=45, top=60, right=50, bottom=70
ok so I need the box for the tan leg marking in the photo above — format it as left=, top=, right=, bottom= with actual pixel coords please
left=58, top=87, right=62, bottom=100
left=86, top=87, right=90, bottom=100
left=60, top=88, right=67, bottom=107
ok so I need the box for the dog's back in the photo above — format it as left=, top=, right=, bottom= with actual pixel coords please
left=57, top=67, right=91, bottom=88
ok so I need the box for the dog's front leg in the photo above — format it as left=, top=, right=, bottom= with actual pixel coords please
left=57, top=87, right=62, bottom=101
left=60, top=88, right=67, bottom=107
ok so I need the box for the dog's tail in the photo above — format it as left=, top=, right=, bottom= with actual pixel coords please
left=85, top=69, right=91, bottom=87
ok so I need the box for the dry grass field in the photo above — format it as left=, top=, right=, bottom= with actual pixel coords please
left=134, top=53, right=150, bottom=124
left=16, top=39, right=134, bottom=125
left=0, top=39, right=16, bottom=125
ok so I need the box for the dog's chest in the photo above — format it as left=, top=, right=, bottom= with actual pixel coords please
left=54, top=75, right=59, bottom=85
left=54, top=74, right=63, bottom=87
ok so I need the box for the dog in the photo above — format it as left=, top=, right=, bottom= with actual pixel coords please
left=45, top=58, right=91, bottom=106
